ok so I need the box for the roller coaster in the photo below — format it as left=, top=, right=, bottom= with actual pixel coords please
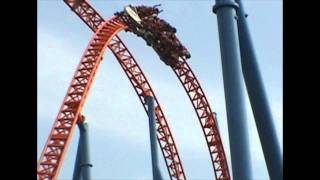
left=38, top=0, right=283, bottom=180
left=38, top=1, right=229, bottom=179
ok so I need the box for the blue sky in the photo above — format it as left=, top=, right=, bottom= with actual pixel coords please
left=37, top=0, right=282, bottom=179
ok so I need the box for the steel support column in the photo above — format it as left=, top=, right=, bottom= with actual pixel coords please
left=213, top=0, right=252, bottom=179
left=235, top=0, right=282, bottom=179
left=72, top=121, right=92, bottom=180
left=72, top=132, right=82, bottom=180
left=145, top=95, right=164, bottom=180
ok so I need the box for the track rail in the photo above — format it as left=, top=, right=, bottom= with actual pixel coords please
left=172, top=61, right=230, bottom=180
left=38, top=13, right=185, bottom=180
left=38, top=0, right=231, bottom=179
left=37, top=17, right=127, bottom=180
left=64, top=0, right=104, bottom=31
left=108, top=36, right=185, bottom=180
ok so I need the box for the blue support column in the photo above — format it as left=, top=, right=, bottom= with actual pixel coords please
left=78, top=122, right=92, bottom=180
left=72, top=133, right=82, bottom=180
left=234, top=0, right=283, bottom=179
left=145, top=96, right=163, bottom=180
left=213, top=0, right=252, bottom=179
left=72, top=121, right=92, bottom=180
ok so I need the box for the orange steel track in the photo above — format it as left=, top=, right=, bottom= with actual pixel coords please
left=109, top=35, right=186, bottom=180
left=37, top=0, right=230, bottom=180
left=37, top=16, right=185, bottom=180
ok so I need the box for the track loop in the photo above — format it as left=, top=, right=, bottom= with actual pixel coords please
left=37, top=17, right=126, bottom=180
left=38, top=15, right=186, bottom=180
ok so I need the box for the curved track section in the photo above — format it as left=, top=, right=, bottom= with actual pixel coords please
left=37, top=18, right=126, bottom=179
left=108, top=36, right=185, bottom=180
left=37, top=18, right=126, bottom=180
left=37, top=16, right=185, bottom=180
left=64, top=0, right=104, bottom=31
left=172, top=60, right=230, bottom=180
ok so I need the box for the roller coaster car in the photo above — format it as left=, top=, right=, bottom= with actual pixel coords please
left=153, top=46, right=180, bottom=66
left=121, top=5, right=187, bottom=67
left=161, top=55, right=180, bottom=67
left=122, top=6, right=158, bottom=43
left=124, top=5, right=142, bottom=26
left=182, top=48, right=191, bottom=59
left=123, top=6, right=156, bottom=45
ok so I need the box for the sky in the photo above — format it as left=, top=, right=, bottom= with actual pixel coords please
left=37, top=0, right=282, bottom=180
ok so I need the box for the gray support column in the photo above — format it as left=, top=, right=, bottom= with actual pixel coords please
left=73, top=121, right=92, bottom=180
left=78, top=122, right=92, bottom=180
left=145, top=96, right=163, bottom=180
left=72, top=133, right=82, bottom=180
left=235, top=0, right=283, bottom=179
left=213, top=1, right=252, bottom=180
